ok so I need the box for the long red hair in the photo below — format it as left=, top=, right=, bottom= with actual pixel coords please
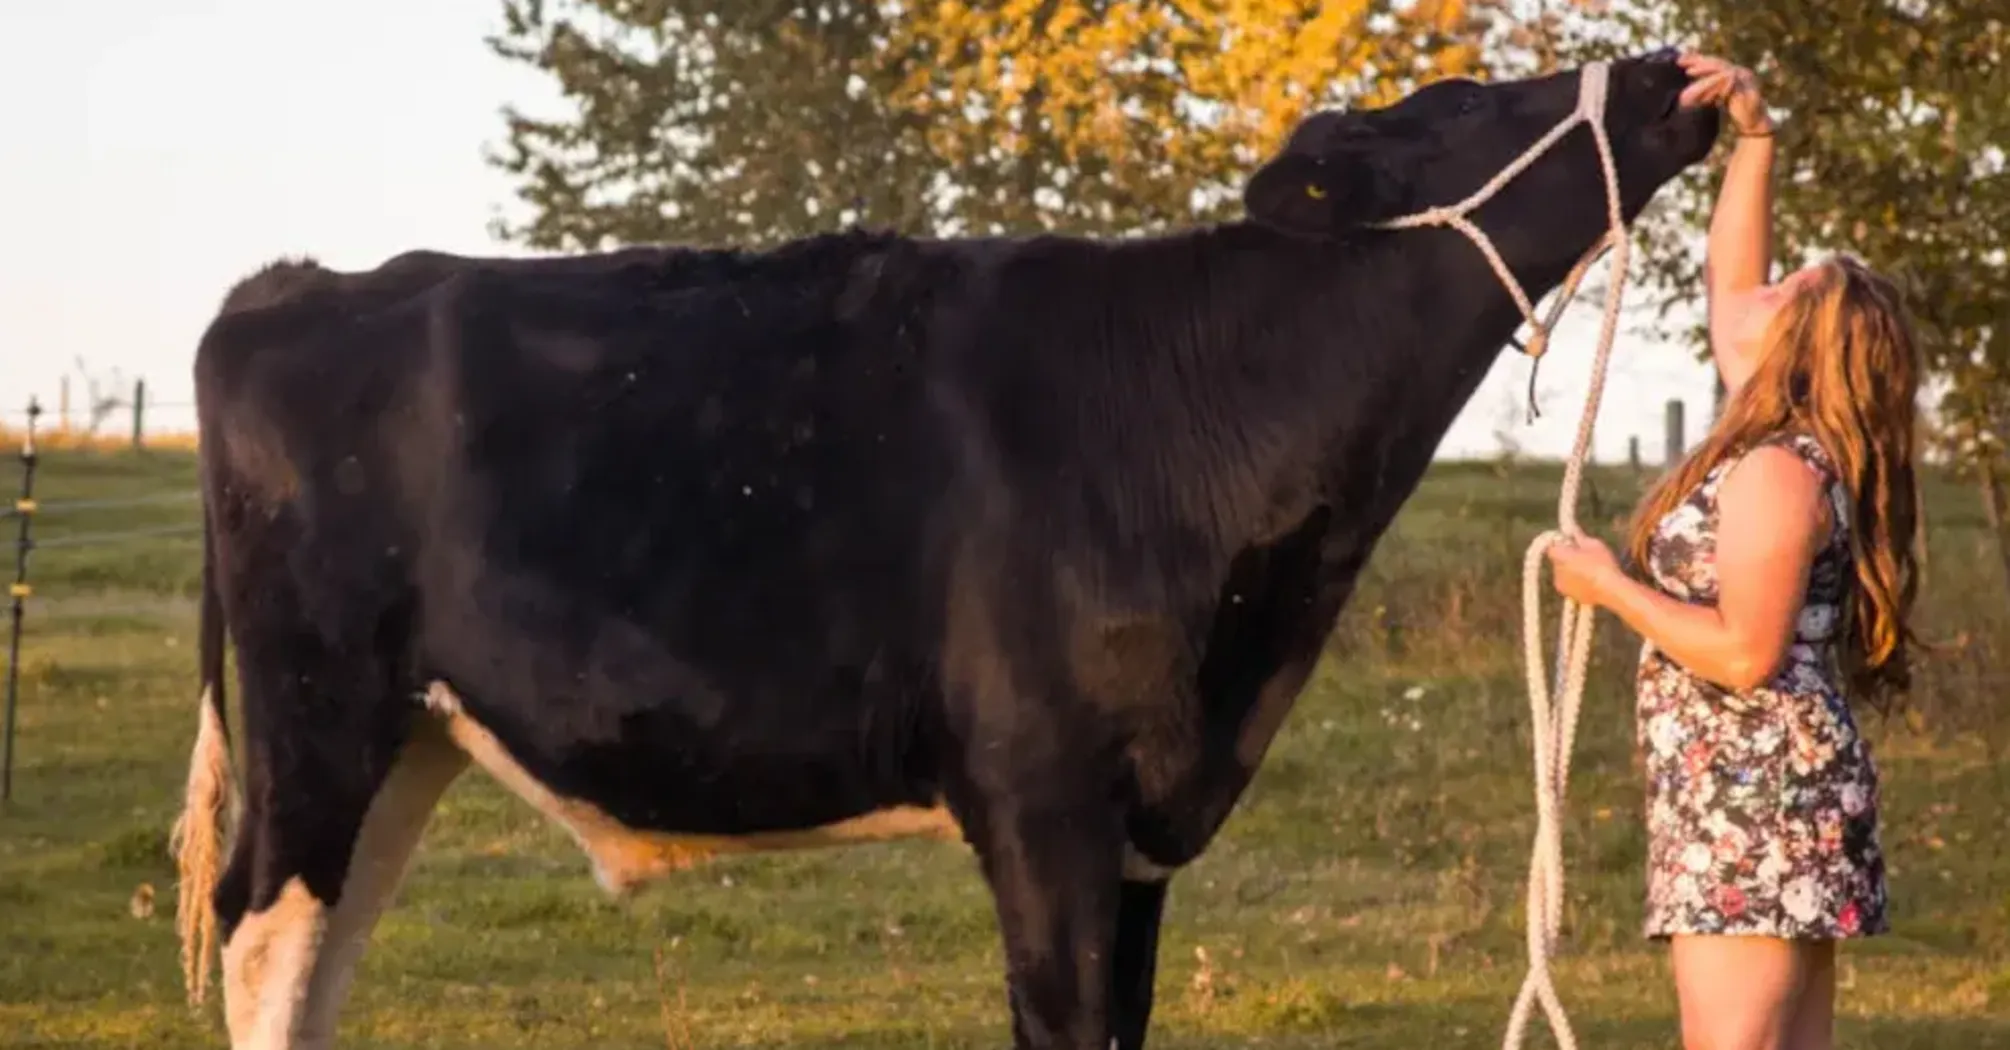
left=1627, top=254, right=1925, bottom=710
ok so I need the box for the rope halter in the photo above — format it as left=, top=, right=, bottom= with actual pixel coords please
left=1372, top=61, right=1626, bottom=368
left=1368, top=60, right=1639, bottom=1050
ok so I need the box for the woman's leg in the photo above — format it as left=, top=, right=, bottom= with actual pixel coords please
left=1784, top=940, right=1837, bottom=1050
left=1670, top=934, right=1814, bottom=1050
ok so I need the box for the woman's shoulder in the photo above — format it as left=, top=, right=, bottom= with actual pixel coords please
left=1720, top=437, right=1830, bottom=500
left=1746, top=429, right=1840, bottom=482
left=1733, top=429, right=1849, bottom=545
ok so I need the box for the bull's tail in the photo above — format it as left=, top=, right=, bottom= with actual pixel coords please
left=169, top=493, right=232, bottom=1008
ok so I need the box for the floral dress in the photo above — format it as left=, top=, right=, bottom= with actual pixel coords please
left=1636, top=430, right=1888, bottom=939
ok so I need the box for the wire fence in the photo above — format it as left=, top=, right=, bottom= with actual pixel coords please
left=0, top=381, right=199, bottom=452
left=2, top=396, right=205, bottom=803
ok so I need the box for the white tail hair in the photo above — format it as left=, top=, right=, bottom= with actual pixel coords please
left=168, top=690, right=233, bottom=1007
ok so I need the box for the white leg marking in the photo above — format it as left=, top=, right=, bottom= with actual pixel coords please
left=1122, top=843, right=1178, bottom=883
left=222, top=878, right=326, bottom=1050
left=220, top=720, right=467, bottom=1049
left=422, top=680, right=967, bottom=895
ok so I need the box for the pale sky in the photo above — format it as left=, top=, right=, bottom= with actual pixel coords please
left=0, top=0, right=1720, bottom=462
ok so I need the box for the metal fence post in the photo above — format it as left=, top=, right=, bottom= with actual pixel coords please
left=131, top=379, right=147, bottom=452
left=3, top=398, right=41, bottom=805
left=1664, top=398, right=1686, bottom=466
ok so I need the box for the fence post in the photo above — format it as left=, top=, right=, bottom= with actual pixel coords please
left=1627, top=435, right=1641, bottom=473
left=3, top=398, right=41, bottom=805
left=1664, top=398, right=1686, bottom=466
left=131, top=379, right=147, bottom=452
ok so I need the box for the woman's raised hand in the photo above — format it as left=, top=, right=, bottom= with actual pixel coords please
left=1677, top=53, right=1775, bottom=137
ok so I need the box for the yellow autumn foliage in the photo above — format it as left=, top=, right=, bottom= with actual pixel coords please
left=888, top=0, right=1499, bottom=228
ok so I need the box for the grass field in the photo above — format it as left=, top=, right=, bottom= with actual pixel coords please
left=2, top=447, right=2006, bottom=1049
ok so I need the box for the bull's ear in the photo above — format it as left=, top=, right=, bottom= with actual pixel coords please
left=1242, top=153, right=1365, bottom=240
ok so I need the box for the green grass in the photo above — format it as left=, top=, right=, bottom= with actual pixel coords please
left=2, top=449, right=2006, bottom=1048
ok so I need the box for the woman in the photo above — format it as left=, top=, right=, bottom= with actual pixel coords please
left=1544, top=53, right=1924, bottom=1050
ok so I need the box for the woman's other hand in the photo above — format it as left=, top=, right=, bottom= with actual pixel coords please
left=1546, top=534, right=1624, bottom=608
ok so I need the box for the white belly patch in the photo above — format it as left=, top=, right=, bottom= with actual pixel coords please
left=421, top=682, right=968, bottom=895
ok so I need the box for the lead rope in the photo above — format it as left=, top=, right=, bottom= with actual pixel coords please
left=1369, top=61, right=1631, bottom=1050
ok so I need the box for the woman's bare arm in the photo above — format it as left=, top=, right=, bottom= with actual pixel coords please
left=1701, top=138, right=1777, bottom=395
left=1679, top=54, right=1778, bottom=397
left=1551, top=445, right=1828, bottom=691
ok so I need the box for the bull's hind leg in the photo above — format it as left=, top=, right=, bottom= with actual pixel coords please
left=211, top=631, right=466, bottom=1049
left=217, top=718, right=465, bottom=1048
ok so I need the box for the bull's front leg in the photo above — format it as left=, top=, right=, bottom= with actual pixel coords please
left=1108, top=876, right=1170, bottom=1050
left=957, top=769, right=1126, bottom=1049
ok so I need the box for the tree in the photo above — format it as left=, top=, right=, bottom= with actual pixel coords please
left=483, top=0, right=1527, bottom=250
left=1567, top=0, right=2010, bottom=595
left=881, top=0, right=1496, bottom=235
left=485, top=0, right=937, bottom=249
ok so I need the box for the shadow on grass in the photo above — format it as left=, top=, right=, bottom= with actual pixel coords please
left=298, top=1000, right=2010, bottom=1049
left=709, top=1005, right=2010, bottom=1050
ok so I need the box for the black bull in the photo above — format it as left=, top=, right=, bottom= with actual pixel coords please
left=169, top=52, right=1719, bottom=1049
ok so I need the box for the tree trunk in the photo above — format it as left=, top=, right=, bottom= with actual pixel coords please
left=1980, top=458, right=2010, bottom=603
